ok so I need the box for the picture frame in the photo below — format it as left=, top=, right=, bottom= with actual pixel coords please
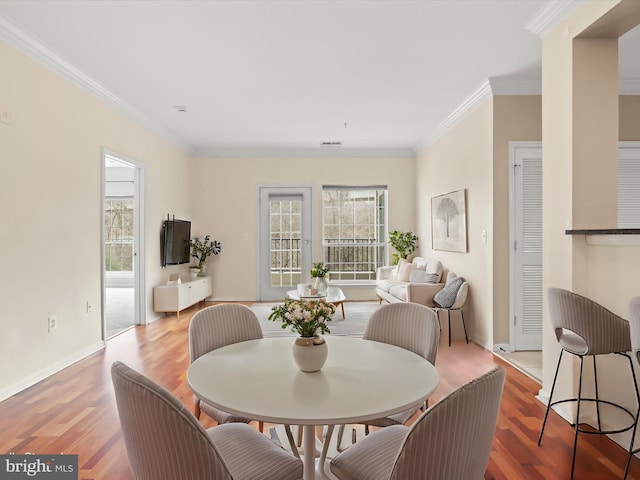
left=431, top=189, right=467, bottom=252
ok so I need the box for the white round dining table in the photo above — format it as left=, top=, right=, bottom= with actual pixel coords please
left=187, top=336, right=439, bottom=480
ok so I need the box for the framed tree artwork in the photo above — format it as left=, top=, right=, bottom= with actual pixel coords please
left=431, top=189, right=467, bottom=252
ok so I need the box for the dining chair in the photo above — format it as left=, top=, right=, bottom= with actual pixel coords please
left=189, top=303, right=299, bottom=454
left=539, top=288, right=637, bottom=479
left=111, top=361, right=303, bottom=480
left=329, top=366, right=505, bottom=480
left=189, top=304, right=264, bottom=427
left=624, top=296, right=640, bottom=479
left=332, top=302, right=440, bottom=451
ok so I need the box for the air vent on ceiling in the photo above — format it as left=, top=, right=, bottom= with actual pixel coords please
left=321, top=142, right=342, bottom=148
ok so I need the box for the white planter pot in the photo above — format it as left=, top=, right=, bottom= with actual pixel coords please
left=291, top=336, right=328, bottom=372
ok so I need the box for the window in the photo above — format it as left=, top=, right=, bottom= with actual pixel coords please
left=105, top=199, right=134, bottom=272
left=322, top=186, right=388, bottom=281
left=270, top=196, right=302, bottom=286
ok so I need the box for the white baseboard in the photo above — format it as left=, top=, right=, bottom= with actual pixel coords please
left=493, top=343, right=510, bottom=353
left=0, top=341, right=106, bottom=402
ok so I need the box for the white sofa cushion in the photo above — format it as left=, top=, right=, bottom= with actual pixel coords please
left=425, top=259, right=443, bottom=278
left=388, top=284, right=408, bottom=302
left=376, top=279, right=407, bottom=294
left=397, top=262, right=417, bottom=282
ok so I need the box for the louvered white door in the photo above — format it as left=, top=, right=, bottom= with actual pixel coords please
left=511, top=144, right=542, bottom=351
left=618, top=143, right=640, bottom=228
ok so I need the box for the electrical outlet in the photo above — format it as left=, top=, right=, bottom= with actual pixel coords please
left=48, top=315, right=58, bottom=332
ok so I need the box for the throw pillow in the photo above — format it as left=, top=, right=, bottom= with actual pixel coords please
left=393, top=259, right=406, bottom=281
left=397, top=262, right=417, bottom=282
left=433, top=276, right=465, bottom=308
left=409, top=270, right=440, bottom=284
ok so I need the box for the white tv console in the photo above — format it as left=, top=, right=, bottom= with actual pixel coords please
left=153, top=276, right=212, bottom=320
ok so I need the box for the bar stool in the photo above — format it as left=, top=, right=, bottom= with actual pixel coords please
left=538, top=288, right=638, bottom=478
left=624, top=297, right=640, bottom=479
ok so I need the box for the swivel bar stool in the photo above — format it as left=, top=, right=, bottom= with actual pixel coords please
left=539, top=288, right=637, bottom=478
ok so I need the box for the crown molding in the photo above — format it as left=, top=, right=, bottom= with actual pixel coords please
left=414, top=80, right=493, bottom=154
left=194, top=147, right=415, bottom=159
left=0, top=14, right=193, bottom=155
left=525, top=0, right=584, bottom=38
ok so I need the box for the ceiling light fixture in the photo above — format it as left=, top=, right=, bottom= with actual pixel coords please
left=174, top=105, right=188, bottom=113
left=320, top=142, right=342, bottom=148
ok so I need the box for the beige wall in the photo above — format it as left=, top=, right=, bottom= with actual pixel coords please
left=416, top=96, right=542, bottom=349
left=189, top=156, right=416, bottom=301
left=492, top=96, right=543, bottom=345
left=0, top=40, right=192, bottom=399
left=540, top=0, right=640, bottom=450
left=416, top=99, right=494, bottom=347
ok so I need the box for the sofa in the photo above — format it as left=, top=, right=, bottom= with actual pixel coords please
left=375, top=256, right=445, bottom=307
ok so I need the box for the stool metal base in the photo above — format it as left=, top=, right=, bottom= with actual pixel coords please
left=538, top=349, right=638, bottom=479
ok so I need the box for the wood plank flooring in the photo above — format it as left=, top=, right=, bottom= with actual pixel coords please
left=0, top=302, right=638, bottom=479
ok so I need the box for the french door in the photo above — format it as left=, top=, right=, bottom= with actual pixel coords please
left=258, top=187, right=312, bottom=301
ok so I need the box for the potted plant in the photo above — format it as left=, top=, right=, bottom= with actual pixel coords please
left=310, top=262, right=330, bottom=295
left=189, top=235, right=222, bottom=276
left=268, top=298, right=336, bottom=372
left=388, top=230, right=418, bottom=265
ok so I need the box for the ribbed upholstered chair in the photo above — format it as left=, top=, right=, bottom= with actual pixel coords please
left=433, top=279, right=469, bottom=347
left=329, top=366, right=505, bottom=480
left=624, top=297, right=640, bottom=479
left=189, top=304, right=264, bottom=427
left=332, top=302, right=440, bottom=451
left=539, top=288, right=637, bottom=479
left=111, top=361, right=303, bottom=480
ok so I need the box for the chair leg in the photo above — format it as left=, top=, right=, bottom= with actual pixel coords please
left=319, top=425, right=334, bottom=467
left=194, top=400, right=201, bottom=420
left=297, top=424, right=303, bottom=446
left=284, top=425, right=300, bottom=458
left=538, top=349, right=564, bottom=445
left=624, top=353, right=640, bottom=479
left=259, top=421, right=264, bottom=433
left=336, top=424, right=345, bottom=450
left=593, top=357, right=602, bottom=432
left=364, top=424, right=370, bottom=436
left=570, top=356, right=585, bottom=479
left=448, top=310, right=452, bottom=347
left=460, top=309, right=469, bottom=344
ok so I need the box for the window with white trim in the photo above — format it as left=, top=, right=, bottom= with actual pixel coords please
left=105, top=198, right=134, bottom=272
left=322, top=186, right=388, bottom=281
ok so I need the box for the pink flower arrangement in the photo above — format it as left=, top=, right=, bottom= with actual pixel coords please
left=268, top=299, right=336, bottom=337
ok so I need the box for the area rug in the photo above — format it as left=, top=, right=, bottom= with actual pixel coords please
left=251, top=301, right=381, bottom=338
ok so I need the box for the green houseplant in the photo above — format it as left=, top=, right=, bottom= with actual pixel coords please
left=189, top=235, right=222, bottom=273
left=310, top=262, right=329, bottom=278
left=388, top=230, right=418, bottom=265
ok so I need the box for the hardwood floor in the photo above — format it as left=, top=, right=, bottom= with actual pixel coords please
left=1, top=302, right=637, bottom=479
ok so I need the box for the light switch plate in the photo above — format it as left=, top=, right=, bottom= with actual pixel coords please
left=0, top=106, right=11, bottom=125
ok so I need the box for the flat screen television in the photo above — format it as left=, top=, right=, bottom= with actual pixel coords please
left=161, top=219, right=191, bottom=266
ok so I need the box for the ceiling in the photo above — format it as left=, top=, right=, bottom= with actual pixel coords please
left=0, top=1, right=639, bottom=157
